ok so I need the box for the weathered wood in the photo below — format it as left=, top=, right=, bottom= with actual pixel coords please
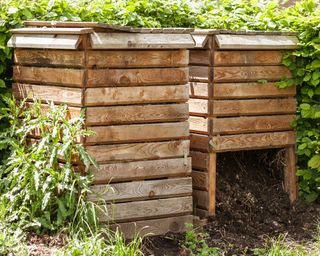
left=86, top=104, right=188, bottom=125
left=110, top=215, right=194, bottom=239
left=10, top=27, right=93, bottom=34
left=92, top=158, right=192, bottom=184
left=190, top=151, right=210, bottom=170
left=189, top=116, right=208, bottom=134
left=12, top=84, right=83, bottom=106
left=13, top=66, right=84, bottom=87
left=89, top=177, right=192, bottom=202
left=208, top=152, right=216, bottom=215
left=284, top=146, right=298, bottom=203
left=213, top=83, right=296, bottom=99
left=212, top=98, right=296, bottom=116
left=189, top=98, right=209, bottom=116
left=100, top=196, right=193, bottom=222
left=189, top=82, right=210, bottom=99
left=86, top=140, right=190, bottom=163
left=215, top=34, right=298, bottom=50
left=87, top=50, right=188, bottom=68
left=211, top=131, right=296, bottom=152
left=14, top=49, right=85, bottom=67
left=211, top=115, right=295, bottom=135
left=85, top=85, right=188, bottom=106
left=90, top=33, right=194, bottom=49
left=86, top=122, right=189, bottom=145
left=214, top=51, right=283, bottom=66
left=190, top=66, right=210, bottom=82
left=192, top=35, right=209, bottom=48
left=7, top=34, right=81, bottom=49
left=192, top=171, right=208, bottom=191
left=190, top=134, right=210, bottom=152
left=189, top=50, right=210, bottom=65
left=87, top=67, right=188, bottom=87
left=214, top=66, right=292, bottom=82
left=193, top=190, right=208, bottom=210
left=194, top=208, right=209, bottom=219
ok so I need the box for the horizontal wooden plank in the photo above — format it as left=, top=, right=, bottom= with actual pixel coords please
left=193, top=190, right=208, bottom=210
left=214, top=51, right=283, bottom=66
left=212, top=98, right=296, bottom=116
left=214, top=66, right=292, bottom=82
left=87, top=50, right=188, bottom=68
left=190, top=151, right=210, bottom=170
left=14, top=49, right=85, bottom=67
left=110, top=215, right=193, bottom=239
left=87, top=67, right=188, bottom=87
left=11, top=27, right=93, bottom=34
left=88, top=177, right=192, bottom=202
left=8, top=34, right=81, bottom=49
left=86, top=104, right=188, bottom=126
left=90, top=33, right=194, bottom=49
left=189, top=82, right=210, bottom=99
left=194, top=208, right=209, bottom=219
left=189, top=50, right=210, bottom=65
left=84, top=85, right=188, bottom=106
left=91, top=158, right=191, bottom=184
left=213, top=83, right=296, bottom=99
left=86, top=122, right=189, bottom=145
left=190, top=133, right=210, bottom=152
left=189, top=116, right=208, bottom=134
left=13, top=66, right=84, bottom=87
left=211, top=115, right=295, bottom=135
left=12, top=84, right=82, bottom=106
left=192, top=171, right=208, bottom=191
left=190, top=66, right=210, bottom=82
left=189, top=98, right=209, bottom=116
left=215, top=35, right=298, bottom=50
left=211, top=131, right=296, bottom=152
left=86, top=140, right=190, bottom=163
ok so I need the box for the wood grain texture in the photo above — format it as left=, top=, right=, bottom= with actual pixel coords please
left=211, top=131, right=296, bottom=152
left=12, top=83, right=82, bottom=106
left=84, top=85, right=189, bottom=106
left=284, top=146, right=298, bottom=203
left=214, top=51, right=283, bottom=66
left=86, top=122, right=189, bottom=145
left=190, top=134, right=210, bottom=152
left=10, top=27, right=93, bottom=34
left=214, top=66, right=292, bottom=82
left=13, top=66, right=84, bottom=87
left=85, top=104, right=188, bottom=126
left=87, top=50, right=188, bottom=68
left=212, top=98, right=296, bottom=116
left=189, top=66, right=210, bottom=82
left=189, top=82, right=210, bottom=99
left=189, top=116, right=208, bottom=134
left=14, top=49, right=85, bottom=67
left=189, top=50, right=210, bottom=65
left=211, top=115, right=295, bottom=135
left=91, top=158, right=192, bottom=184
left=213, top=83, right=296, bottom=99
left=88, top=177, right=192, bottom=202
left=192, top=171, right=208, bottom=191
left=193, top=190, right=208, bottom=210
left=194, top=208, right=209, bottom=219
left=190, top=151, right=210, bottom=171
left=189, top=98, right=209, bottom=116
left=86, top=140, right=190, bottom=163
left=87, top=67, right=188, bottom=87
left=208, top=152, right=216, bottom=215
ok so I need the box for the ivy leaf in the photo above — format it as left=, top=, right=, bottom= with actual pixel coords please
left=308, top=155, right=320, bottom=169
left=300, top=103, right=311, bottom=110
left=310, top=59, right=320, bottom=69
left=0, top=79, right=5, bottom=88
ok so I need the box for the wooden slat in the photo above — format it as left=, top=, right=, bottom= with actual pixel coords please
left=212, top=98, right=296, bottom=116
left=193, top=190, right=208, bottom=210
left=189, top=82, right=210, bottom=99
left=87, top=50, right=188, bottom=68
left=189, top=116, right=208, bottom=134
left=13, top=66, right=84, bottom=87
left=90, top=33, right=194, bottom=49
left=215, top=35, right=298, bottom=50
left=214, top=51, right=283, bottom=66
left=284, top=146, right=298, bottom=203
left=14, top=49, right=85, bottom=67
left=86, top=122, right=189, bottom=145
left=7, top=34, right=81, bottom=49
left=85, top=85, right=188, bottom=106
left=89, top=177, right=192, bottom=202
left=213, top=83, right=296, bottom=99
left=12, top=84, right=82, bottom=106
left=190, top=134, right=210, bottom=152
left=208, top=152, right=216, bottom=215
left=10, top=27, right=93, bottom=34
left=87, top=67, right=188, bottom=87
left=190, top=66, right=210, bottom=82
left=190, top=151, right=210, bottom=170
left=189, top=98, right=209, bottom=116
left=211, top=131, right=296, bottom=152
left=86, top=104, right=188, bottom=126
left=189, top=50, right=210, bottom=65
left=211, top=115, right=295, bottom=135
left=214, top=66, right=292, bottom=82
left=192, top=171, right=208, bottom=191
left=194, top=208, right=209, bottom=219
left=110, top=215, right=194, bottom=239
left=191, top=35, right=209, bottom=48
left=86, top=140, right=190, bottom=163
left=92, top=158, right=191, bottom=184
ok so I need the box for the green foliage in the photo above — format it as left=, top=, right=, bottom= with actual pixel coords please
left=0, top=97, right=99, bottom=233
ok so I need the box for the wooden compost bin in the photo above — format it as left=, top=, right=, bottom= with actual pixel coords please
left=188, top=30, right=299, bottom=218
left=8, top=21, right=195, bottom=238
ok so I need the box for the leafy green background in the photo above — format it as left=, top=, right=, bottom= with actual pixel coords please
left=0, top=0, right=320, bottom=202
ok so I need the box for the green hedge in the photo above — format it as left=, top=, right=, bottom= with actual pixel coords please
left=1, top=0, right=320, bottom=202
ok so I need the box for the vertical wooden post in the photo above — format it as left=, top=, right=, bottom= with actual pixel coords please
left=284, top=146, right=298, bottom=202
left=208, top=152, right=217, bottom=215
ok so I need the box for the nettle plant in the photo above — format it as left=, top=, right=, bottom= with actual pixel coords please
left=0, top=97, right=99, bottom=233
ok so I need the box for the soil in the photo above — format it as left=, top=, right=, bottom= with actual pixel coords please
left=142, top=149, right=320, bottom=256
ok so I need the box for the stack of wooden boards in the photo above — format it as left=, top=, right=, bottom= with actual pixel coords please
left=188, top=30, right=299, bottom=217
left=8, top=21, right=195, bottom=238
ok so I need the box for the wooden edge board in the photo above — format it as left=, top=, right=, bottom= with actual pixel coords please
left=10, top=27, right=94, bottom=34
